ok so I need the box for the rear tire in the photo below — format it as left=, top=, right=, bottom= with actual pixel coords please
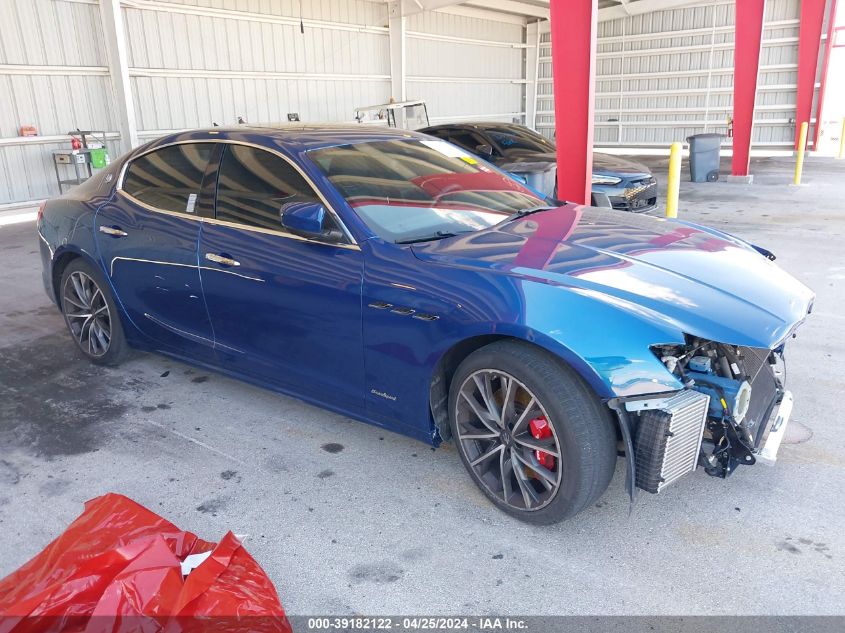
left=448, top=340, right=617, bottom=524
left=60, top=259, right=128, bottom=366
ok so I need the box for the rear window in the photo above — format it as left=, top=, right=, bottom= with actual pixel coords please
left=122, top=143, right=213, bottom=214
left=488, top=128, right=554, bottom=153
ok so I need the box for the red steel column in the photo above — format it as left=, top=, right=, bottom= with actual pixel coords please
left=550, top=0, right=598, bottom=205
left=732, top=0, right=767, bottom=177
left=795, top=0, right=827, bottom=149
left=813, top=0, right=839, bottom=150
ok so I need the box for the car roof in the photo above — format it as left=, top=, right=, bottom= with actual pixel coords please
left=421, top=121, right=526, bottom=133
left=147, top=124, right=432, bottom=153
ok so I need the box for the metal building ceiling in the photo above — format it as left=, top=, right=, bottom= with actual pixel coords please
left=394, top=0, right=708, bottom=21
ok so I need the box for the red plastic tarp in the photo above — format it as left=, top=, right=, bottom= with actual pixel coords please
left=0, top=493, right=292, bottom=633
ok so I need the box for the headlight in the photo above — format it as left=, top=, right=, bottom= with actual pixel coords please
left=592, top=174, right=622, bottom=185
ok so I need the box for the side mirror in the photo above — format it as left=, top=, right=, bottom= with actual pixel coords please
left=475, top=143, right=494, bottom=158
left=280, top=201, right=329, bottom=239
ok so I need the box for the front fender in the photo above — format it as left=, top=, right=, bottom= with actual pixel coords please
left=418, top=277, right=686, bottom=442
left=362, top=241, right=685, bottom=444
left=515, top=279, right=685, bottom=398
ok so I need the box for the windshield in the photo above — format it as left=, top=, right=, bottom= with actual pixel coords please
left=487, top=127, right=555, bottom=154
left=308, top=139, right=548, bottom=243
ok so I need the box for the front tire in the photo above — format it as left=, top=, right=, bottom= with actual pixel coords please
left=60, top=259, right=128, bottom=365
left=448, top=340, right=617, bottom=524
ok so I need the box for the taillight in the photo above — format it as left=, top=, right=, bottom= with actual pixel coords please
left=37, top=201, right=45, bottom=227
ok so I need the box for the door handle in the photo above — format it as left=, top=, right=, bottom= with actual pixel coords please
left=205, top=253, right=240, bottom=267
left=99, top=226, right=128, bottom=237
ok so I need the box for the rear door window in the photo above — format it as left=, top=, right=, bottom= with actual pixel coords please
left=122, top=143, right=213, bottom=214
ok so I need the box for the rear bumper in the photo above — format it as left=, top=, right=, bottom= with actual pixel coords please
left=38, top=231, right=57, bottom=305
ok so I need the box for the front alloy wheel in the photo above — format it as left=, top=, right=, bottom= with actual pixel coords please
left=448, top=341, right=617, bottom=524
left=455, top=370, right=562, bottom=511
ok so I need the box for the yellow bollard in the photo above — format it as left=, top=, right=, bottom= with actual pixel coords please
left=793, top=121, right=808, bottom=185
left=665, top=142, right=682, bottom=218
left=839, top=118, right=845, bottom=160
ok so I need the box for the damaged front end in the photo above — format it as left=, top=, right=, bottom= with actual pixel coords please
left=610, top=337, right=795, bottom=500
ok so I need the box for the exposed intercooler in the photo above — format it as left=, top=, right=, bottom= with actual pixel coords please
left=634, top=390, right=710, bottom=493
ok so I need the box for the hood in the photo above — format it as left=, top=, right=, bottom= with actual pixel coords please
left=410, top=205, right=814, bottom=349
left=591, top=152, right=651, bottom=176
left=499, top=151, right=651, bottom=177
left=497, top=151, right=557, bottom=174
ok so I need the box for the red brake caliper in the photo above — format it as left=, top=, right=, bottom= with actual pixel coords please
left=528, top=416, right=555, bottom=470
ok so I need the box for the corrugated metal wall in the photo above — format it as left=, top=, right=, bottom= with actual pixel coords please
left=405, top=11, right=526, bottom=123
left=536, top=0, right=819, bottom=148
left=124, top=0, right=391, bottom=138
left=0, top=0, right=122, bottom=204
left=0, top=0, right=527, bottom=205
left=4, top=0, right=827, bottom=205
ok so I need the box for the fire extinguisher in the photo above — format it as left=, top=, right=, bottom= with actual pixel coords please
left=726, top=116, right=734, bottom=138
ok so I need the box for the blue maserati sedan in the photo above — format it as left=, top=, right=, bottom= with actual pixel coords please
left=38, top=126, right=813, bottom=523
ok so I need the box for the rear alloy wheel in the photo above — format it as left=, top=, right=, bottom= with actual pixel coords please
left=449, top=341, right=617, bottom=524
left=60, top=260, right=128, bottom=365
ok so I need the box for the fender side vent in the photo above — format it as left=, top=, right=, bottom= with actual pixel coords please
left=634, top=390, right=709, bottom=494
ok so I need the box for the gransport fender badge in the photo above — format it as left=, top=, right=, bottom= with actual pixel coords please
left=371, top=389, right=398, bottom=401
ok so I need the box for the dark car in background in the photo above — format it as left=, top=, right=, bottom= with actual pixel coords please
left=420, top=122, right=658, bottom=213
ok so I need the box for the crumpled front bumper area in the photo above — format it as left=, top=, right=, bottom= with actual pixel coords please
left=617, top=343, right=792, bottom=496
left=756, top=390, right=794, bottom=464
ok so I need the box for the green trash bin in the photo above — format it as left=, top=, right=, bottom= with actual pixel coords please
left=90, top=147, right=109, bottom=169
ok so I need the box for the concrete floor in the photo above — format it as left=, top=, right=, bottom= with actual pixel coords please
left=1, top=155, right=843, bottom=615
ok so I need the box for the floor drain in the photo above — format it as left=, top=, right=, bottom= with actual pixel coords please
left=782, top=420, right=813, bottom=445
